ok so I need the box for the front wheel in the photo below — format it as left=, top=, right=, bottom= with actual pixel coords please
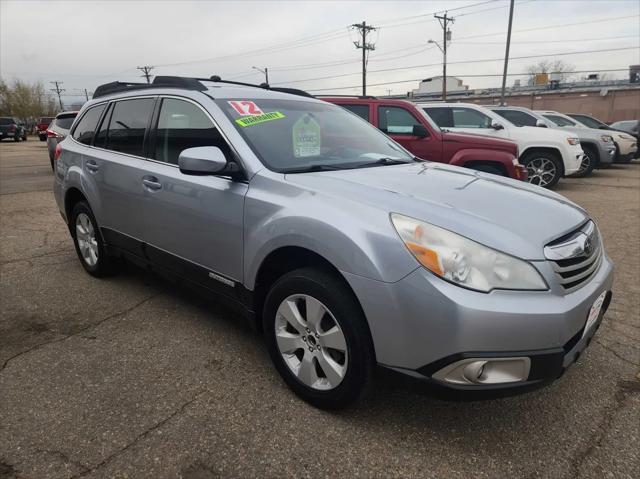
left=573, top=145, right=597, bottom=178
left=263, top=268, right=374, bottom=409
left=521, top=151, right=562, bottom=188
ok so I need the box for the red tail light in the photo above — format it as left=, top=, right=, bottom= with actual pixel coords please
left=46, top=129, right=61, bottom=138
left=54, top=144, right=63, bottom=161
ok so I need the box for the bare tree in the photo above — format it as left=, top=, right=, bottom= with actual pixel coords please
left=525, top=59, right=575, bottom=85
left=0, top=79, right=57, bottom=122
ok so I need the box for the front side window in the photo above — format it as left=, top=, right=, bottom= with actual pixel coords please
left=217, top=98, right=413, bottom=172
left=378, top=106, right=422, bottom=134
left=339, top=104, right=370, bottom=121
left=105, top=98, right=154, bottom=156
left=154, top=98, right=231, bottom=165
left=451, top=108, right=493, bottom=128
left=543, top=114, right=576, bottom=127
left=494, top=109, right=538, bottom=127
left=72, top=104, right=106, bottom=145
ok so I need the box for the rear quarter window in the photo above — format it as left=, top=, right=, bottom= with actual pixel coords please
left=72, top=104, right=107, bottom=145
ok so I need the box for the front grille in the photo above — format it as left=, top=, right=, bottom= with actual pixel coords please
left=545, top=222, right=602, bottom=293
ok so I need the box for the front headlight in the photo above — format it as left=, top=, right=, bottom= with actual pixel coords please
left=600, top=135, right=613, bottom=143
left=391, top=214, right=548, bottom=293
left=567, top=137, right=580, bottom=145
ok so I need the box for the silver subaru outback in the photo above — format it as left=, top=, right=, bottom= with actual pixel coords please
left=53, top=76, right=614, bottom=409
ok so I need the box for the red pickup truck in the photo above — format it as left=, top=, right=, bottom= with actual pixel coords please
left=323, top=97, right=526, bottom=180
left=36, top=117, right=55, bottom=141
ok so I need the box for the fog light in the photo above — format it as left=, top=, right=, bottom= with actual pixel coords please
left=432, top=357, right=531, bottom=385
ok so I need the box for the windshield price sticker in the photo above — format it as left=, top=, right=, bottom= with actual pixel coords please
left=235, top=111, right=285, bottom=127
left=292, top=114, right=321, bottom=157
left=228, top=101, right=263, bottom=116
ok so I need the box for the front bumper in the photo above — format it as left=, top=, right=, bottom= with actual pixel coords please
left=343, top=251, right=614, bottom=396
left=597, top=143, right=616, bottom=165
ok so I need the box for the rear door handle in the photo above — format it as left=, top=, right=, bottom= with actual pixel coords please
left=142, top=176, right=162, bottom=191
left=86, top=160, right=99, bottom=172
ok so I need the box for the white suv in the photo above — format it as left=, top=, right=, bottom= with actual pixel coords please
left=419, top=102, right=584, bottom=188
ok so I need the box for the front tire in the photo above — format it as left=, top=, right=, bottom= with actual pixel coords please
left=573, top=145, right=596, bottom=178
left=521, top=151, right=562, bottom=188
left=70, top=201, right=116, bottom=277
left=263, top=267, right=374, bottom=409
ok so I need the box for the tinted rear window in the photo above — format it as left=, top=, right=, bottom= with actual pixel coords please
left=72, top=105, right=107, bottom=145
left=493, top=109, right=538, bottom=127
left=0, top=118, right=14, bottom=125
left=55, top=115, right=77, bottom=130
left=105, top=98, right=154, bottom=156
left=39, top=117, right=54, bottom=124
left=340, top=104, right=370, bottom=121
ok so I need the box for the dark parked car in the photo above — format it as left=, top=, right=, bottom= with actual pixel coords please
left=0, top=117, right=27, bottom=142
left=37, top=117, right=55, bottom=141
left=47, top=111, right=78, bottom=169
left=568, top=114, right=639, bottom=161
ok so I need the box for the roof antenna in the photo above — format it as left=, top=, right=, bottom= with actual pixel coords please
left=210, top=75, right=222, bottom=81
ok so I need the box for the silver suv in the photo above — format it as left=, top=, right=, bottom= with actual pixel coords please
left=53, top=76, right=614, bottom=409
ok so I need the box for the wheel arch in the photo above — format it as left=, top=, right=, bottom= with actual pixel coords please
left=64, top=187, right=88, bottom=229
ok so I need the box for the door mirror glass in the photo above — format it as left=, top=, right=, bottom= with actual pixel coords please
left=412, top=124, right=429, bottom=138
left=491, top=121, right=504, bottom=130
left=178, top=146, right=227, bottom=174
left=535, top=119, right=548, bottom=128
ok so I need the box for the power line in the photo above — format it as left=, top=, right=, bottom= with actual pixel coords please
left=137, top=66, right=155, bottom=83
left=306, top=68, right=632, bottom=92
left=273, top=46, right=638, bottom=86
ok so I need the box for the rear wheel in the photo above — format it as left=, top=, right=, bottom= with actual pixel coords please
left=263, top=267, right=374, bottom=409
left=573, top=145, right=596, bottom=177
left=70, top=201, right=116, bottom=277
left=521, top=151, right=562, bottom=188
left=13, top=135, right=20, bottom=142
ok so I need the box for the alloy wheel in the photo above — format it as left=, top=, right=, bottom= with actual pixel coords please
left=275, top=294, right=348, bottom=390
left=578, top=153, right=592, bottom=175
left=526, top=157, right=557, bottom=187
left=75, top=213, right=99, bottom=267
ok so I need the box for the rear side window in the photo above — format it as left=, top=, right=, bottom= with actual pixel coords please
left=340, top=104, right=370, bottom=122
left=378, top=106, right=421, bottom=134
left=423, top=107, right=453, bottom=128
left=72, top=104, right=106, bottom=145
left=153, top=98, right=231, bottom=165
left=494, top=109, right=538, bottom=127
left=105, top=98, right=154, bottom=156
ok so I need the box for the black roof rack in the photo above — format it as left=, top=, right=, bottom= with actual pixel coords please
left=315, top=94, right=378, bottom=99
left=93, top=75, right=313, bottom=99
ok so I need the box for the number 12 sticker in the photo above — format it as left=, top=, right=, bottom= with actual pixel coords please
left=228, top=101, right=263, bottom=116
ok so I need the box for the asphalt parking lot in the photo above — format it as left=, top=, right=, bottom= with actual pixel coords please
left=1, top=138, right=638, bottom=479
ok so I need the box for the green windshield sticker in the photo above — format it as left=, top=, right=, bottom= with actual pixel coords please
left=292, top=114, right=321, bottom=157
left=235, top=111, right=285, bottom=127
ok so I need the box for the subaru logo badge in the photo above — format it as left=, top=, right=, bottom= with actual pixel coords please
left=583, top=235, right=593, bottom=256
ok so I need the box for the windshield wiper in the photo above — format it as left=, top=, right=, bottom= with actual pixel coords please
left=353, top=157, right=414, bottom=169
left=285, top=164, right=348, bottom=174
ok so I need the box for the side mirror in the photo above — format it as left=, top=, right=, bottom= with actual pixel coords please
left=598, top=125, right=608, bottom=130
left=535, top=119, right=548, bottom=128
left=490, top=121, right=504, bottom=130
left=412, top=124, right=429, bottom=138
left=178, top=146, right=227, bottom=175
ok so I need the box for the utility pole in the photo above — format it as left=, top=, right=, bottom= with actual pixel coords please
left=50, top=81, right=65, bottom=110
left=84, top=88, right=89, bottom=101
left=499, top=0, right=515, bottom=106
left=252, top=66, right=269, bottom=85
left=434, top=12, right=454, bottom=101
left=137, top=66, right=155, bottom=83
left=352, top=21, right=377, bottom=96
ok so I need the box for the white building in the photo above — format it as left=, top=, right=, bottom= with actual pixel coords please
left=411, top=76, right=468, bottom=96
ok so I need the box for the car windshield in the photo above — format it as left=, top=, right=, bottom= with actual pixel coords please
left=571, top=115, right=604, bottom=129
left=543, top=114, right=576, bottom=127
left=216, top=98, right=414, bottom=172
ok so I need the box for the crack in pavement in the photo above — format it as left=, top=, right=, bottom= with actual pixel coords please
left=0, top=294, right=160, bottom=373
left=566, top=379, right=640, bottom=479
left=73, top=390, right=208, bottom=478
left=595, top=340, right=640, bottom=367
left=0, top=248, right=72, bottom=266
left=35, top=449, right=90, bottom=475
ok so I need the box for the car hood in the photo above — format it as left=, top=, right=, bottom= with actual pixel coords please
left=285, top=162, right=588, bottom=260
left=441, top=131, right=518, bottom=155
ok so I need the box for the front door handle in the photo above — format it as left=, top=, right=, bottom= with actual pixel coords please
left=142, top=176, right=162, bottom=191
left=86, top=160, right=99, bottom=172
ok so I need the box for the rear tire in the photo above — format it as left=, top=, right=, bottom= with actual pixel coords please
left=521, top=151, right=562, bottom=188
left=573, top=145, right=596, bottom=177
left=13, top=135, right=20, bottom=142
left=263, top=267, right=374, bottom=409
left=39, top=134, right=46, bottom=141
left=70, top=201, right=116, bottom=277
